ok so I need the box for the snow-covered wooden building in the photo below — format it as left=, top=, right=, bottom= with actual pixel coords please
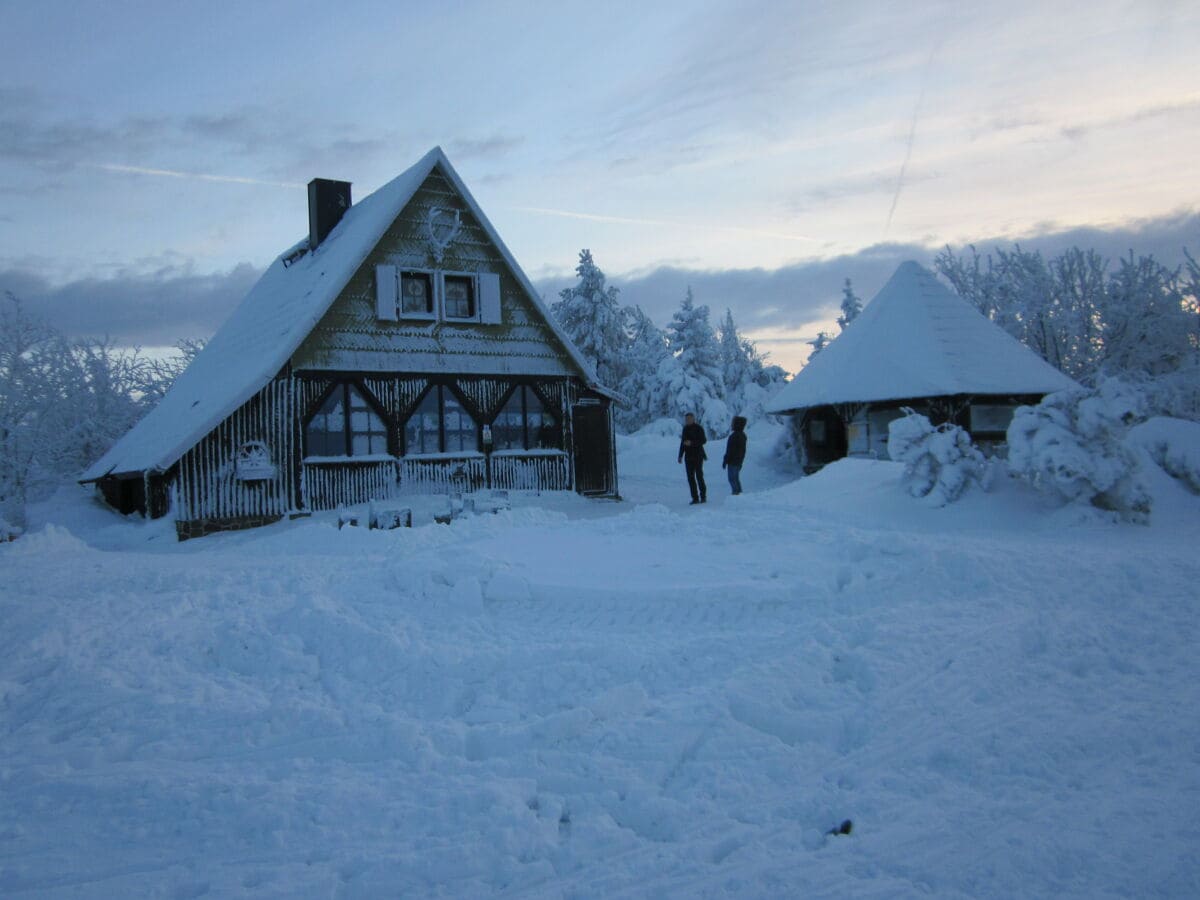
left=767, top=261, right=1078, bottom=470
left=82, top=147, right=619, bottom=538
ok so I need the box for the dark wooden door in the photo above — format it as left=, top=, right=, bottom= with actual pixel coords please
left=571, top=404, right=610, bottom=494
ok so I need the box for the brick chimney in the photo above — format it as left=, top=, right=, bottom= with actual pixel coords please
left=307, top=178, right=352, bottom=249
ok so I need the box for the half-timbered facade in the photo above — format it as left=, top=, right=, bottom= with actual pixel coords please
left=82, top=148, right=619, bottom=538
left=767, top=261, right=1078, bottom=471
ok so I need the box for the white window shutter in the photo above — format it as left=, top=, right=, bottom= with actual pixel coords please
left=479, top=272, right=502, bottom=324
left=375, top=265, right=398, bottom=321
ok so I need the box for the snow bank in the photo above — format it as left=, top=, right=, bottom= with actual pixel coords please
left=1128, top=416, right=1200, bottom=493
left=3, top=429, right=1199, bottom=897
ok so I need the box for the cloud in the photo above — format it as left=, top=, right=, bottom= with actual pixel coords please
left=789, top=166, right=943, bottom=211
left=0, top=111, right=168, bottom=168
left=514, top=206, right=816, bottom=244
left=0, top=264, right=261, bottom=346
left=0, top=99, right=395, bottom=186
left=85, top=163, right=303, bottom=189
left=534, top=210, right=1200, bottom=371
left=447, top=135, right=524, bottom=160
left=2, top=210, right=1194, bottom=370
left=1060, top=96, right=1200, bottom=142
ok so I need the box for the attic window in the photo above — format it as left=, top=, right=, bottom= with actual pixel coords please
left=443, top=275, right=475, bottom=319
left=374, top=266, right=501, bottom=324
left=400, top=271, right=435, bottom=318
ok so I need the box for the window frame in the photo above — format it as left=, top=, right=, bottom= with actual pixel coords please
left=438, top=271, right=481, bottom=323
left=491, top=384, right=562, bottom=452
left=304, top=382, right=391, bottom=460
left=398, top=269, right=437, bottom=321
left=402, top=383, right=481, bottom=457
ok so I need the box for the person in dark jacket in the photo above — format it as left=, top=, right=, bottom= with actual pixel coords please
left=722, top=415, right=748, bottom=495
left=677, top=413, right=707, bottom=504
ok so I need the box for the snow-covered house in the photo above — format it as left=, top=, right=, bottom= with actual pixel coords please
left=82, top=148, right=619, bottom=538
left=767, top=261, right=1078, bottom=470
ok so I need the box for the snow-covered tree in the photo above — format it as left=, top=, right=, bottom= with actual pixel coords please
left=664, top=288, right=728, bottom=432
left=888, top=410, right=985, bottom=505
left=1101, top=252, right=1195, bottom=378
left=1007, top=378, right=1151, bottom=521
left=135, top=338, right=207, bottom=405
left=836, top=279, right=862, bottom=331
left=551, top=250, right=627, bottom=389
left=0, top=294, right=79, bottom=529
left=936, top=243, right=1200, bottom=406
left=719, top=309, right=752, bottom=400
left=0, top=293, right=207, bottom=530
left=616, top=306, right=673, bottom=431
left=66, top=338, right=146, bottom=473
left=807, top=331, right=832, bottom=359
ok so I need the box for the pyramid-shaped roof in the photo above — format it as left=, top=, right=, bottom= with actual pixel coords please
left=84, top=148, right=609, bottom=481
left=767, top=261, right=1078, bottom=414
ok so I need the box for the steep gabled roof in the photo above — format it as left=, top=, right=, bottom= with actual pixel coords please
left=767, top=261, right=1078, bottom=414
left=83, top=147, right=609, bottom=481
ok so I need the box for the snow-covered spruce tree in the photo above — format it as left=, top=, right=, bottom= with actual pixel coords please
left=887, top=409, right=985, bottom=505
left=1007, top=378, right=1151, bottom=521
left=836, top=278, right=862, bottom=331
left=664, top=287, right=729, bottom=432
left=616, top=306, right=673, bottom=432
left=551, top=249, right=627, bottom=389
left=719, top=309, right=753, bottom=402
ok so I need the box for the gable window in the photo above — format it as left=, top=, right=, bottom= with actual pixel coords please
left=493, top=386, right=560, bottom=451
left=443, top=275, right=475, bottom=319
left=306, top=384, right=389, bottom=458
left=404, top=385, right=479, bottom=455
left=400, top=271, right=435, bottom=317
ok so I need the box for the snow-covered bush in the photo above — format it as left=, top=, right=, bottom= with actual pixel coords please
left=1126, top=416, right=1200, bottom=493
left=1007, top=379, right=1151, bottom=520
left=887, top=410, right=985, bottom=505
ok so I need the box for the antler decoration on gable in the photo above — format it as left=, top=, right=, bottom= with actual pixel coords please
left=424, top=207, right=463, bottom=263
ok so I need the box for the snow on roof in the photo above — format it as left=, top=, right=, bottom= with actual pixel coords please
left=767, top=261, right=1079, bottom=414
left=83, top=148, right=607, bottom=481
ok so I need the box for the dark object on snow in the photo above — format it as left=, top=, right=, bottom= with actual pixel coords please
left=828, top=819, right=853, bottom=836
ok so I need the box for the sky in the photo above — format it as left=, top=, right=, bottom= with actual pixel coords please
left=1, top=0, right=1198, bottom=372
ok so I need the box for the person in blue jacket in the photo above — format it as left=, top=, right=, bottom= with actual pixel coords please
left=722, top=416, right=747, bottom=495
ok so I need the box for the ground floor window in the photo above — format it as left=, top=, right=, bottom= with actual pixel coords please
left=306, top=384, right=388, bottom=457
left=493, top=385, right=560, bottom=450
left=405, top=385, right=479, bottom=454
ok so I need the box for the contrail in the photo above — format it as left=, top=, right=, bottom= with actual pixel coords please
left=88, top=163, right=303, bottom=189
left=885, top=38, right=944, bottom=235
left=514, top=206, right=816, bottom=244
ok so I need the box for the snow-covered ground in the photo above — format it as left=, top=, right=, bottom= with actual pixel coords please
left=3, top=424, right=1199, bottom=898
